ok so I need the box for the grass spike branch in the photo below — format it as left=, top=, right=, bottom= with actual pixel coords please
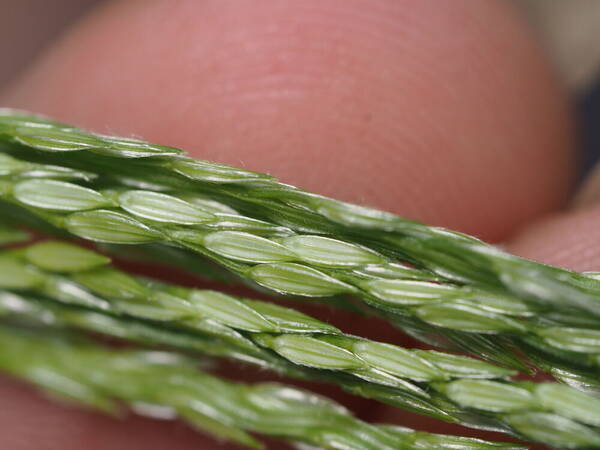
left=0, top=240, right=481, bottom=425
left=1, top=160, right=600, bottom=374
left=2, top=109, right=600, bottom=321
left=0, top=242, right=513, bottom=399
left=0, top=326, right=527, bottom=450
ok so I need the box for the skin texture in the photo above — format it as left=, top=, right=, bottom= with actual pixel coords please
left=0, top=0, right=580, bottom=448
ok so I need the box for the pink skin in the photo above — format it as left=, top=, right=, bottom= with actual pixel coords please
left=0, top=1, right=577, bottom=448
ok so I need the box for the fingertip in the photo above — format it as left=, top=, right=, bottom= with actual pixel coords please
left=2, top=0, right=575, bottom=241
left=506, top=205, right=600, bottom=271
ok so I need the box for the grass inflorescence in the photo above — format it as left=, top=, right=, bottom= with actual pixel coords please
left=1, top=109, right=600, bottom=448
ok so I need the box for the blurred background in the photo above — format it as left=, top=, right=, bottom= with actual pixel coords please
left=1, top=0, right=600, bottom=175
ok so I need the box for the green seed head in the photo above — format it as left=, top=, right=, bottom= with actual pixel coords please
left=170, top=158, right=273, bottom=183
left=505, top=413, right=600, bottom=448
left=204, top=231, right=295, bottom=263
left=0, top=258, right=45, bottom=289
left=282, top=235, right=384, bottom=268
left=188, top=290, right=278, bottom=332
left=14, top=127, right=104, bottom=152
left=267, top=335, right=366, bottom=370
left=249, top=263, right=354, bottom=296
left=14, top=179, right=109, bottom=211
left=119, top=190, right=215, bottom=224
left=243, top=299, right=340, bottom=334
left=416, top=350, right=515, bottom=379
left=444, top=380, right=534, bottom=412
left=537, top=326, right=600, bottom=353
left=25, top=241, right=110, bottom=273
left=66, top=210, right=162, bottom=243
left=416, top=303, right=527, bottom=333
left=535, top=383, right=600, bottom=427
left=364, top=279, right=459, bottom=306
left=353, top=341, right=445, bottom=381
